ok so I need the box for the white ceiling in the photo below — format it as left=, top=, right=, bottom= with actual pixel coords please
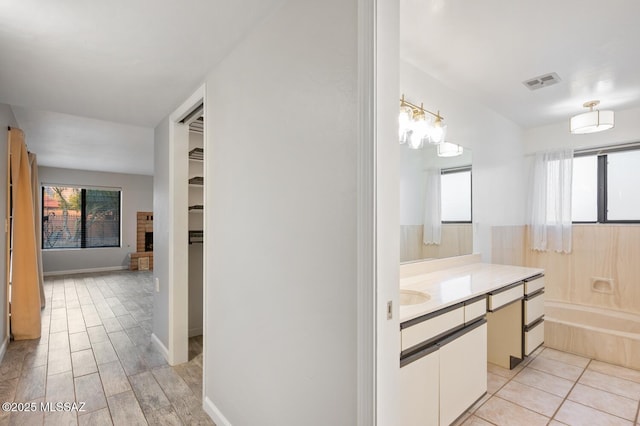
left=0, top=0, right=285, bottom=175
left=4, top=0, right=639, bottom=175
left=400, top=0, right=640, bottom=129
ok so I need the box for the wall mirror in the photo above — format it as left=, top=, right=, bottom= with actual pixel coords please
left=400, top=142, right=473, bottom=262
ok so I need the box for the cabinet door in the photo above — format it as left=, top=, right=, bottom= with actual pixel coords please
left=439, top=321, right=487, bottom=426
left=400, top=346, right=439, bottom=426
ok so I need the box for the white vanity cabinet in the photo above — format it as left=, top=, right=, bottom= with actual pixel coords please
left=523, top=274, right=545, bottom=356
left=399, top=345, right=439, bottom=426
left=439, top=320, right=487, bottom=426
left=400, top=301, right=487, bottom=426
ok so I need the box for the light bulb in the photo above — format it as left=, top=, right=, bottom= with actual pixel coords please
left=398, top=107, right=413, bottom=144
left=429, top=121, right=447, bottom=144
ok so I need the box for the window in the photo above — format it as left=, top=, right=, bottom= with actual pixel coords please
left=42, top=185, right=121, bottom=249
left=441, top=167, right=472, bottom=222
left=571, top=148, right=640, bottom=223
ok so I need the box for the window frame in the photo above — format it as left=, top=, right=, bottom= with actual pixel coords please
left=440, top=166, right=473, bottom=224
left=41, top=184, right=122, bottom=250
left=572, top=146, right=640, bottom=224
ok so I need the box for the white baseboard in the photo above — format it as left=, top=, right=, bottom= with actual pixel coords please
left=151, top=333, right=170, bottom=363
left=204, top=396, right=232, bottom=426
left=188, top=327, right=203, bottom=338
left=43, top=265, right=128, bottom=277
left=0, top=335, right=9, bottom=363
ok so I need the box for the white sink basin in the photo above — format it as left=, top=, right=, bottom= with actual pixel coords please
left=399, top=289, right=430, bottom=306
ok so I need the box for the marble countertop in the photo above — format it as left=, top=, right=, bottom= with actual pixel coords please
left=399, top=262, right=544, bottom=323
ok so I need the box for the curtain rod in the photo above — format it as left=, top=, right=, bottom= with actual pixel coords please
left=526, top=141, right=640, bottom=157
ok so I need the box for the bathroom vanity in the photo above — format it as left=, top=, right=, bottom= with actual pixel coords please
left=399, top=255, right=544, bottom=426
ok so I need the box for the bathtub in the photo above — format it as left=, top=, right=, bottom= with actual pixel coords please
left=545, top=301, right=640, bottom=370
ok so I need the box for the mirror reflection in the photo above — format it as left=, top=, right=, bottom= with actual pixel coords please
left=400, top=143, right=473, bottom=262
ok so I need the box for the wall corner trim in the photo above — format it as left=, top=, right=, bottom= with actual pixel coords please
left=203, top=397, right=232, bottom=426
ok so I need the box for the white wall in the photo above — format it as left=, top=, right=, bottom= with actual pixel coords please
left=0, top=104, right=18, bottom=359
left=152, top=117, right=171, bottom=349
left=39, top=166, right=152, bottom=273
left=524, top=105, right=640, bottom=153
left=400, top=61, right=527, bottom=260
left=203, top=0, right=358, bottom=424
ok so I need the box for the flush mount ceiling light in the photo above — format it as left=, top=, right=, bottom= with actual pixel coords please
left=570, top=100, right=615, bottom=134
left=436, top=141, right=464, bottom=157
left=398, top=95, right=447, bottom=149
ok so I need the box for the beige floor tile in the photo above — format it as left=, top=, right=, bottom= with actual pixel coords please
left=91, top=340, right=119, bottom=366
left=115, top=314, right=137, bottom=330
left=48, top=348, right=72, bottom=376
left=107, top=391, right=146, bottom=426
left=568, top=383, right=638, bottom=421
left=97, top=361, right=131, bottom=397
left=129, top=371, right=172, bottom=412
left=86, top=325, right=108, bottom=344
left=461, top=415, right=493, bottom=425
left=14, top=365, right=46, bottom=402
left=23, top=344, right=48, bottom=369
left=43, top=410, right=78, bottom=426
left=72, top=349, right=98, bottom=377
left=589, top=361, right=640, bottom=384
left=513, top=367, right=575, bottom=397
left=487, top=372, right=508, bottom=394
left=70, top=332, right=91, bottom=353
left=555, top=400, right=632, bottom=426
left=475, top=396, right=549, bottom=426
left=143, top=406, right=183, bottom=425
left=45, top=371, right=75, bottom=403
left=78, top=407, right=113, bottom=426
left=0, top=378, right=19, bottom=404
left=496, top=380, right=563, bottom=417
left=487, top=362, right=523, bottom=380
left=0, top=351, right=25, bottom=382
left=527, top=356, right=585, bottom=381
left=8, top=398, right=44, bottom=426
left=538, top=347, right=591, bottom=368
left=579, top=370, right=640, bottom=400
left=74, top=373, right=107, bottom=413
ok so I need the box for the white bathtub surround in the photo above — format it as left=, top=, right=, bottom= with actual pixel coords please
left=545, top=300, right=640, bottom=370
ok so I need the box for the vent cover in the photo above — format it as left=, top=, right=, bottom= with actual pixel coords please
left=523, top=72, right=561, bottom=90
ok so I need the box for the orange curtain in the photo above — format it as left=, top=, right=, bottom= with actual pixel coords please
left=29, top=152, right=45, bottom=308
left=9, top=128, right=41, bottom=340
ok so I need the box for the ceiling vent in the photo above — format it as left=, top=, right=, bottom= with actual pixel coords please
left=523, top=72, right=561, bottom=90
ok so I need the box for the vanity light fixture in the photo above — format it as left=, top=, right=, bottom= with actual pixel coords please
left=399, top=95, right=447, bottom=149
left=436, top=141, right=464, bottom=157
left=570, top=100, right=615, bottom=134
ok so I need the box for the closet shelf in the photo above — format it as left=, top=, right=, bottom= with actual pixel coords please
left=188, top=176, right=204, bottom=186
left=189, top=147, right=204, bottom=161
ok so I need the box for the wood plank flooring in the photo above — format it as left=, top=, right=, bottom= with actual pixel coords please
left=0, top=271, right=211, bottom=426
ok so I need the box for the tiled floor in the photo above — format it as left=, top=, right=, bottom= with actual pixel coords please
left=4, top=271, right=640, bottom=425
left=0, top=271, right=212, bottom=426
left=455, top=346, right=640, bottom=425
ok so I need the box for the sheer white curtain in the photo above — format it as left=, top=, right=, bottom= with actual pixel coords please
left=423, top=168, right=441, bottom=245
left=529, top=148, right=574, bottom=253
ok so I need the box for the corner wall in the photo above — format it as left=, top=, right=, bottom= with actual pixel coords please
left=38, top=167, right=153, bottom=274
left=0, top=104, right=18, bottom=359
left=203, top=0, right=358, bottom=423
left=400, top=61, right=527, bottom=261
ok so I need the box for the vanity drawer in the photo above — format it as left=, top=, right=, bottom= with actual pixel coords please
left=524, top=275, right=545, bottom=295
left=464, top=296, right=487, bottom=324
left=488, top=283, right=524, bottom=312
left=524, top=291, right=545, bottom=326
left=524, top=319, right=544, bottom=356
left=401, top=305, right=465, bottom=352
